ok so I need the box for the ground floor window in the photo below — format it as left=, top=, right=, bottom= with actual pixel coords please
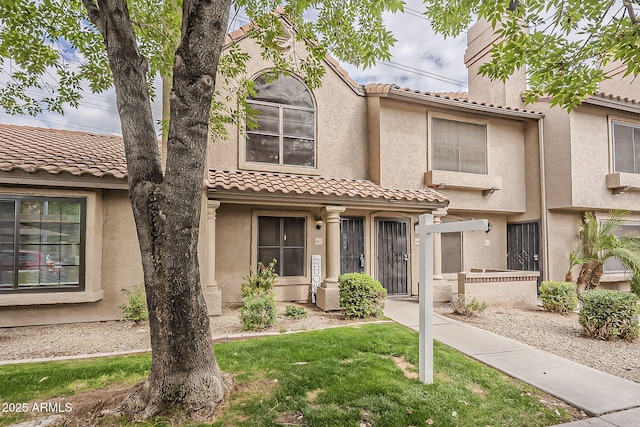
left=258, top=216, right=305, bottom=276
left=442, top=232, right=462, bottom=274
left=0, top=196, right=85, bottom=292
left=603, top=223, right=640, bottom=273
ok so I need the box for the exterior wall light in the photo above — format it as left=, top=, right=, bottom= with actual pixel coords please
left=315, top=218, right=324, bottom=229
left=482, top=187, right=498, bottom=197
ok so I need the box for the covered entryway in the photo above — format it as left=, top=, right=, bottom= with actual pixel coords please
left=507, top=221, right=542, bottom=287
left=376, top=219, right=408, bottom=295
left=340, top=217, right=365, bottom=274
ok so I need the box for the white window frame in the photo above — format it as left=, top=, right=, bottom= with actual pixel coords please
left=429, top=113, right=488, bottom=175
left=242, top=72, right=318, bottom=174
left=610, top=119, right=640, bottom=174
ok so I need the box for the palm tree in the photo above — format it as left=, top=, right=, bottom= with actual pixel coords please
left=571, top=210, right=640, bottom=293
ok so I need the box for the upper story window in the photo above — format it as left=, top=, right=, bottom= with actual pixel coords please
left=612, top=121, right=640, bottom=174
left=246, top=73, right=316, bottom=167
left=0, top=196, right=85, bottom=293
left=432, top=117, right=487, bottom=174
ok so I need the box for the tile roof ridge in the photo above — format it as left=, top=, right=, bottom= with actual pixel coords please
left=0, top=123, right=123, bottom=139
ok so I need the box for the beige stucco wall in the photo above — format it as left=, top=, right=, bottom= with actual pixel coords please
left=0, top=188, right=143, bottom=327
left=215, top=203, right=328, bottom=303
left=600, top=62, right=640, bottom=100
left=545, top=210, right=581, bottom=282
left=377, top=99, right=427, bottom=189
left=208, top=37, right=369, bottom=180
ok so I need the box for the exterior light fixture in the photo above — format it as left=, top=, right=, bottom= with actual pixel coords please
left=315, top=218, right=324, bottom=230
left=482, top=187, right=498, bottom=197
left=612, top=185, right=631, bottom=195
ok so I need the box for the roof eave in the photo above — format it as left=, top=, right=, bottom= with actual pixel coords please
left=380, top=88, right=544, bottom=120
left=207, top=188, right=448, bottom=211
left=0, top=171, right=129, bottom=190
left=583, top=96, right=640, bottom=114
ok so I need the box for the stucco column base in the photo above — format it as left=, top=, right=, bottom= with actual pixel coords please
left=204, top=289, right=222, bottom=316
left=433, top=282, right=453, bottom=302
left=316, top=283, right=341, bottom=311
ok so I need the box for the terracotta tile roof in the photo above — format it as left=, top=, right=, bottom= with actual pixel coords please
left=365, top=84, right=542, bottom=116
left=590, top=92, right=640, bottom=105
left=0, top=124, right=127, bottom=179
left=206, top=169, right=448, bottom=205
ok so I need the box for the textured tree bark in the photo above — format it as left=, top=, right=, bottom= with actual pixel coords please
left=576, top=261, right=603, bottom=294
left=84, top=0, right=232, bottom=420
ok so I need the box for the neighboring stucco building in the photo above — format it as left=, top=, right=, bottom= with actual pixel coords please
left=3, top=16, right=640, bottom=327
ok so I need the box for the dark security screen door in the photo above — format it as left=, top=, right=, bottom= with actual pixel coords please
left=340, top=217, right=365, bottom=274
left=376, top=219, right=408, bottom=295
left=507, top=221, right=541, bottom=287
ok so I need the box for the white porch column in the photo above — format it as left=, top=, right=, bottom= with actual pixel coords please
left=316, top=205, right=346, bottom=311
left=432, top=209, right=445, bottom=281
left=204, top=200, right=222, bottom=316
left=432, top=208, right=452, bottom=302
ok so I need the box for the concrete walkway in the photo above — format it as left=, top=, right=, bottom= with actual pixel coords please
left=384, top=297, right=640, bottom=427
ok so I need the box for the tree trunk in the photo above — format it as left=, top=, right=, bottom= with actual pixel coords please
left=84, top=0, right=232, bottom=420
left=576, top=260, right=602, bottom=294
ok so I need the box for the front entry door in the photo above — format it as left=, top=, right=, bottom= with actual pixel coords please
left=507, top=221, right=542, bottom=287
left=340, top=217, right=365, bottom=274
left=376, top=219, right=408, bottom=295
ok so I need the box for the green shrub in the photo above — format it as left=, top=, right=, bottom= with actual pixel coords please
left=284, top=304, right=308, bottom=319
left=540, top=281, right=578, bottom=314
left=452, top=295, right=487, bottom=317
left=239, top=260, right=278, bottom=331
left=631, top=271, right=640, bottom=298
left=240, top=292, right=277, bottom=331
left=579, top=290, right=639, bottom=341
left=338, top=273, right=387, bottom=319
left=119, top=285, right=148, bottom=323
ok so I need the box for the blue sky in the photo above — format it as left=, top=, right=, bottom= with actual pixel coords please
left=0, top=1, right=468, bottom=136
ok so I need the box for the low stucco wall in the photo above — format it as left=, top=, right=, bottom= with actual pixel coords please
left=458, top=269, right=539, bottom=307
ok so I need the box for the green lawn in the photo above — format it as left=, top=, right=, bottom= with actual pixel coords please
left=0, top=323, right=576, bottom=426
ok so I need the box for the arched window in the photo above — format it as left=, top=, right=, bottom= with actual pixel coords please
left=246, top=73, right=316, bottom=167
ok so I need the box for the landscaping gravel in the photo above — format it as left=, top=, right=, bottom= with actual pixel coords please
left=2, top=301, right=639, bottom=386
left=434, top=303, right=640, bottom=383
left=0, top=302, right=362, bottom=362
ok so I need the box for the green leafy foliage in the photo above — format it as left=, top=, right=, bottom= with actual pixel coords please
left=579, top=290, right=639, bottom=341
left=452, top=295, right=487, bottom=317
left=540, top=281, right=578, bottom=315
left=338, top=273, right=387, bottom=319
left=569, top=210, right=640, bottom=292
left=284, top=304, right=308, bottom=319
left=423, top=0, right=640, bottom=110
left=240, top=260, right=278, bottom=331
left=119, top=285, right=149, bottom=323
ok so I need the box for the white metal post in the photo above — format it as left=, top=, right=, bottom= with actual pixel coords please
left=418, top=214, right=434, bottom=384
left=418, top=214, right=488, bottom=385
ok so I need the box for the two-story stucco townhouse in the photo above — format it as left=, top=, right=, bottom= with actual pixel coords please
left=465, top=19, right=640, bottom=291
left=4, top=15, right=638, bottom=327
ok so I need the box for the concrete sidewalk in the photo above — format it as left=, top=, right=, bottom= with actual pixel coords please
left=384, top=297, right=640, bottom=427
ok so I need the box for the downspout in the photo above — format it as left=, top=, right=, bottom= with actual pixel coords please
left=538, top=118, right=549, bottom=281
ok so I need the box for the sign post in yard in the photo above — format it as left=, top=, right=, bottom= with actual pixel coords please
left=417, top=214, right=488, bottom=384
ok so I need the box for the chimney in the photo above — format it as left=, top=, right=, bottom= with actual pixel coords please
left=464, top=19, right=526, bottom=108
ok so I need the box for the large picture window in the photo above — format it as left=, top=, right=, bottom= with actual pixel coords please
left=246, top=73, right=316, bottom=167
left=432, top=117, right=487, bottom=174
left=612, top=121, right=640, bottom=174
left=0, top=197, right=85, bottom=292
left=258, top=216, right=305, bottom=277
